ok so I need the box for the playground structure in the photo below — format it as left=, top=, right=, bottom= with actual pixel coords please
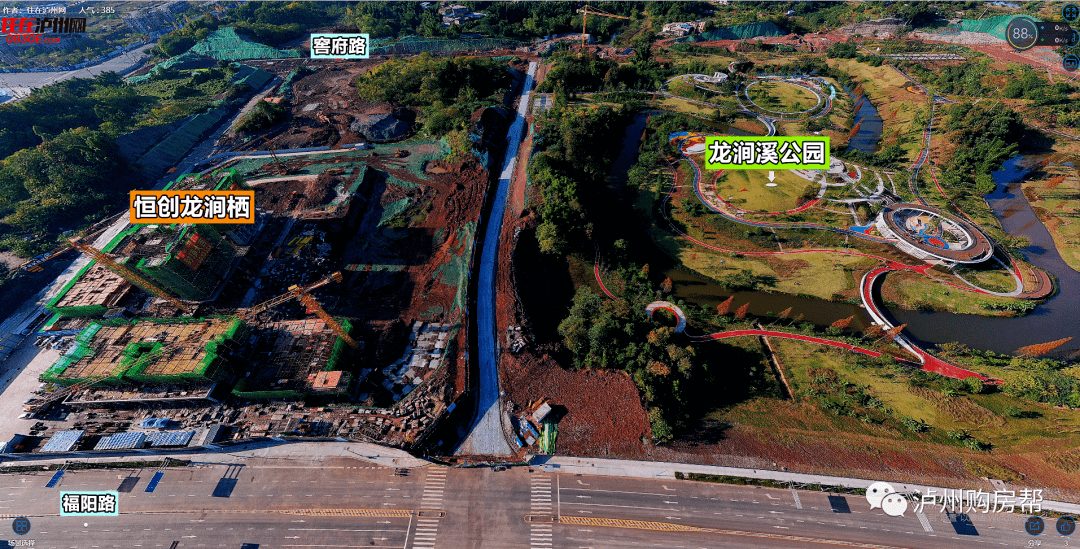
left=875, top=203, right=995, bottom=266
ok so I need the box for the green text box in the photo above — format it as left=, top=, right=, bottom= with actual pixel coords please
left=704, top=136, right=830, bottom=170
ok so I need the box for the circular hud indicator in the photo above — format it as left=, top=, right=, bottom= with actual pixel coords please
left=1069, top=28, right=1080, bottom=47
left=11, top=516, right=30, bottom=536
left=1064, top=3, right=1080, bottom=22
left=1026, top=516, right=1045, bottom=536
left=1007, top=17, right=1040, bottom=50
left=1065, top=54, right=1080, bottom=72
left=1058, top=516, right=1077, bottom=536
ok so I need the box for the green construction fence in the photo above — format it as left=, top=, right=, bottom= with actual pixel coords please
left=678, top=22, right=785, bottom=42
left=41, top=317, right=248, bottom=385
left=45, top=225, right=142, bottom=318
left=40, top=323, right=103, bottom=385
left=948, top=15, right=1037, bottom=41
left=189, top=27, right=301, bottom=61
left=135, top=225, right=236, bottom=301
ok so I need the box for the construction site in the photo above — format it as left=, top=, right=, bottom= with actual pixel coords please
left=10, top=52, right=499, bottom=454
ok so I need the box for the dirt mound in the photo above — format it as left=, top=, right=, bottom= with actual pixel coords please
left=501, top=351, right=650, bottom=457
left=350, top=111, right=411, bottom=142
left=253, top=174, right=339, bottom=213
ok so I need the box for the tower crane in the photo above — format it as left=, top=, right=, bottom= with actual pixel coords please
left=239, top=271, right=360, bottom=349
left=10, top=212, right=190, bottom=313
left=576, top=5, right=632, bottom=48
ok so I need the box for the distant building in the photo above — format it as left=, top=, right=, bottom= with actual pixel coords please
left=660, top=20, right=708, bottom=37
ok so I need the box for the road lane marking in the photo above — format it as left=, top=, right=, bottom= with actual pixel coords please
left=916, top=511, right=934, bottom=532
left=560, top=487, right=667, bottom=497
left=558, top=516, right=912, bottom=548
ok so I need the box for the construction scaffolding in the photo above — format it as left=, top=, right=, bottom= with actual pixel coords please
left=232, top=317, right=354, bottom=399
left=40, top=318, right=248, bottom=386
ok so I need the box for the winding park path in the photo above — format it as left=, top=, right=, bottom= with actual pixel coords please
left=592, top=76, right=1035, bottom=381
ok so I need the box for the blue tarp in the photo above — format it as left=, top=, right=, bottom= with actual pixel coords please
left=40, top=430, right=84, bottom=453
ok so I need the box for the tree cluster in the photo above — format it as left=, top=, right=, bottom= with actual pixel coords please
left=530, top=100, right=637, bottom=254
left=557, top=273, right=701, bottom=444
left=355, top=54, right=510, bottom=137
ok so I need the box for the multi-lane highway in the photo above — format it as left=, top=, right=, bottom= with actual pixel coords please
left=2, top=452, right=1046, bottom=549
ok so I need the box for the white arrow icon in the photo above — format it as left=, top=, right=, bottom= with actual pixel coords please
left=767, top=171, right=776, bottom=182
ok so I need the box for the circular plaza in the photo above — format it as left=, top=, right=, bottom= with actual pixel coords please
left=875, top=203, right=994, bottom=264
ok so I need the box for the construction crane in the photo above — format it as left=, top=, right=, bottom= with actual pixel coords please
left=11, top=216, right=190, bottom=313
left=13, top=211, right=127, bottom=275
left=239, top=271, right=360, bottom=349
left=576, top=5, right=632, bottom=48
left=68, top=239, right=190, bottom=313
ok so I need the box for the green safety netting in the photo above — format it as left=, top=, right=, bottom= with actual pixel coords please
left=125, top=51, right=215, bottom=84
left=115, top=119, right=187, bottom=161
left=378, top=198, right=413, bottom=227
left=678, top=21, right=785, bottom=42
left=231, top=63, right=274, bottom=90
left=324, top=318, right=354, bottom=372
left=41, top=323, right=102, bottom=385
left=432, top=222, right=475, bottom=313
left=374, top=36, right=516, bottom=55
left=946, top=14, right=1038, bottom=41
left=46, top=227, right=140, bottom=318
left=135, top=106, right=231, bottom=176
left=190, top=27, right=301, bottom=61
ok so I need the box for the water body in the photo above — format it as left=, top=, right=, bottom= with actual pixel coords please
left=606, top=111, right=874, bottom=332
left=845, top=87, right=885, bottom=154
left=889, top=156, right=1080, bottom=355
left=612, top=112, right=1076, bottom=354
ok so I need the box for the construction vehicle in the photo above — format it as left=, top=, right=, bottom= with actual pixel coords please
left=576, top=6, right=632, bottom=48
left=239, top=271, right=360, bottom=349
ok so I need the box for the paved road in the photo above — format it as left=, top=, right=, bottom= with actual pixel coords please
left=3, top=452, right=1044, bottom=549
left=455, top=62, right=538, bottom=457
left=0, top=43, right=154, bottom=99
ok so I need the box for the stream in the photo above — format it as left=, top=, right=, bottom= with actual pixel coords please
left=613, top=102, right=1077, bottom=355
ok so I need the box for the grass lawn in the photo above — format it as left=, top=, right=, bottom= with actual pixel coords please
left=711, top=169, right=815, bottom=213
left=1022, top=165, right=1080, bottom=272
left=770, top=337, right=1080, bottom=452
left=880, top=270, right=1031, bottom=316
left=826, top=58, right=928, bottom=162
left=746, top=80, right=821, bottom=114
left=661, top=212, right=874, bottom=302
left=953, top=264, right=1020, bottom=294
left=657, top=96, right=717, bottom=117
